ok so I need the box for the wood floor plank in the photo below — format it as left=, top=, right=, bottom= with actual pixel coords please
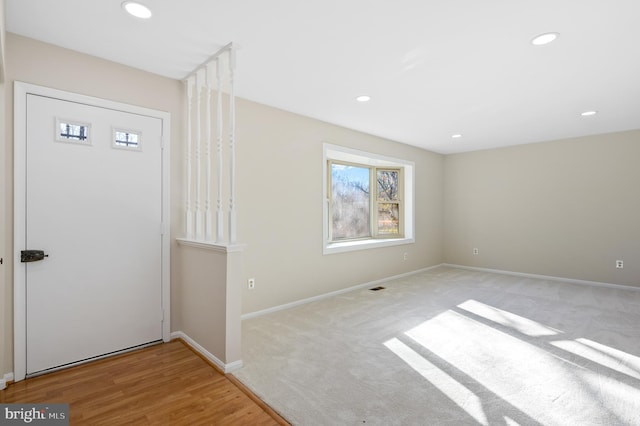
left=0, top=340, right=289, bottom=425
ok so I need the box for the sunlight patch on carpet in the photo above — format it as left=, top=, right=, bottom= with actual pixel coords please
left=551, top=339, right=640, bottom=380
left=579, top=338, right=640, bottom=377
left=457, top=299, right=561, bottom=337
left=581, top=369, right=640, bottom=421
left=384, top=337, right=489, bottom=426
left=403, top=309, right=589, bottom=425
left=503, top=416, right=520, bottom=426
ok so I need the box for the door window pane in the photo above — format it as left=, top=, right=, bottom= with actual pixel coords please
left=114, top=129, right=141, bottom=150
left=56, top=118, right=91, bottom=144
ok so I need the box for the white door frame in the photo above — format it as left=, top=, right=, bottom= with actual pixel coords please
left=13, top=82, right=171, bottom=382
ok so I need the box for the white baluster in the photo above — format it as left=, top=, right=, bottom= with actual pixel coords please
left=185, top=76, right=194, bottom=239
left=195, top=70, right=204, bottom=240
left=216, top=58, right=225, bottom=243
left=228, top=46, right=237, bottom=244
left=205, top=64, right=213, bottom=241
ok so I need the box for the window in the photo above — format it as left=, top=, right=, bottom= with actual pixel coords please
left=329, top=162, right=403, bottom=240
left=113, top=128, right=142, bottom=150
left=324, top=144, right=414, bottom=254
left=56, top=118, right=91, bottom=144
left=376, top=169, right=401, bottom=236
left=330, top=163, right=370, bottom=240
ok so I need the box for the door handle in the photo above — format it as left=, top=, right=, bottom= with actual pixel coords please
left=21, top=250, right=49, bottom=263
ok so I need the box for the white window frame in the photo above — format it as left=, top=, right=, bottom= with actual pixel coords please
left=323, top=143, right=415, bottom=255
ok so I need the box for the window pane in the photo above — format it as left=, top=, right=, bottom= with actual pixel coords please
left=377, top=170, right=399, bottom=201
left=114, top=130, right=140, bottom=148
left=377, top=203, right=399, bottom=235
left=331, top=164, right=370, bottom=240
left=59, top=122, right=89, bottom=142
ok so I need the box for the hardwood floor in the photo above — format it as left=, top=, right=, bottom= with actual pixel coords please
left=0, top=340, right=289, bottom=425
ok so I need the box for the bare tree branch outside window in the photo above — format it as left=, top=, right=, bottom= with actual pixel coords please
left=331, top=164, right=370, bottom=240
left=377, top=170, right=400, bottom=235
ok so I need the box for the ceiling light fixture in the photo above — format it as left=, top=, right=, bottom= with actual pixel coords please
left=581, top=110, right=598, bottom=116
left=356, top=95, right=371, bottom=102
left=531, top=32, right=559, bottom=46
left=122, top=1, right=152, bottom=19
left=451, top=134, right=463, bottom=139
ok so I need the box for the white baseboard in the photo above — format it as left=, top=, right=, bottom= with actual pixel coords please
left=1, top=372, right=14, bottom=390
left=242, top=264, right=444, bottom=320
left=443, top=263, right=640, bottom=292
left=171, top=331, right=243, bottom=373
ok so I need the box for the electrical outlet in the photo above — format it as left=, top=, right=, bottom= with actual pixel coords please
left=248, top=278, right=255, bottom=289
left=403, top=252, right=408, bottom=261
left=616, top=260, right=624, bottom=269
left=473, top=248, right=479, bottom=255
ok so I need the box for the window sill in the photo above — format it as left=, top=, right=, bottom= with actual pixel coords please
left=323, top=237, right=414, bottom=255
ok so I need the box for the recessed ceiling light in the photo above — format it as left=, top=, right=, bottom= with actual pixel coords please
left=122, top=1, right=152, bottom=19
left=581, top=110, right=598, bottom=116
left=531, top=32, right=559, bottom=46
left=451, top=134, right=463, bottom=139
left=356, top=95, right=371, bottom=102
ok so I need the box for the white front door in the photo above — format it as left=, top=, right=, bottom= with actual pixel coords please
left=17, top=87, right=168, bottom=376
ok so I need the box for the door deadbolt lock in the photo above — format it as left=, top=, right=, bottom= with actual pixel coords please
left=21, top=250, right=49, bottom=263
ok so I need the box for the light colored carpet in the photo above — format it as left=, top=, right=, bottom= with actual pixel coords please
left=232, top=266, right=640, bottom=425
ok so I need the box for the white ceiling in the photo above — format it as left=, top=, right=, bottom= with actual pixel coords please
left=6, top=0, right=640, bottom=154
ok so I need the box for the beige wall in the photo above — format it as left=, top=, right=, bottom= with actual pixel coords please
left=444, top=130, right=640, bottom=287
left=234, top=98, right=444, bottom=314
left=175, top=245, right=227, bottom=360
left=2, top=33, right=184, bottom=375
